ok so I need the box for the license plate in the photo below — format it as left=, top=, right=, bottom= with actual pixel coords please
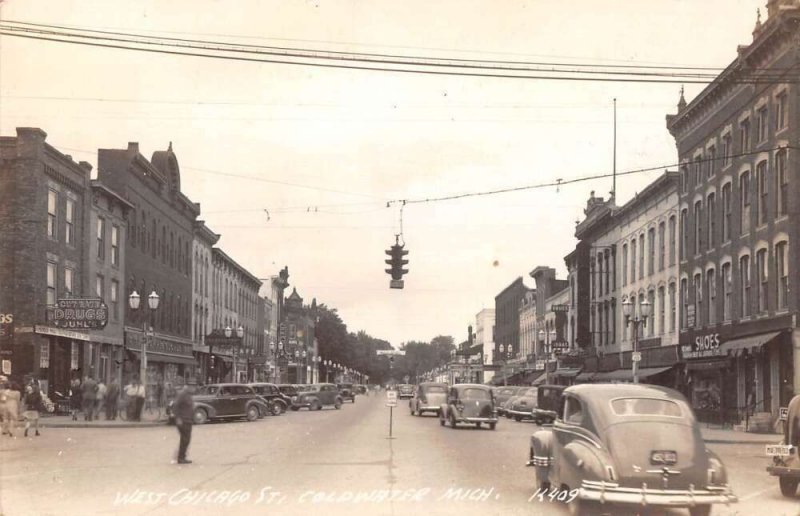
left=766, top=445, right=793, bottom=457
left=650, top=450, right=678, bottom=465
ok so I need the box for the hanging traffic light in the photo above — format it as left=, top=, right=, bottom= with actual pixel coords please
left=384, top=237, right=409, bottom=289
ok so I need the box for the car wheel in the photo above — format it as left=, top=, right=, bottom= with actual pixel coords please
left=779, top=476, right=799, bottom=497
left=688, top=505, right=712, bottom=516
left=475, top=422, right=481, bottom=428
left=269, top=400, right=283, bottom=416
left=334, top=400, right=342, bottom=409
left=489, top=422, right=496, bottom=430
left=310, top=400, right=320, bottom=411
left=193, top=408, right=208, bottom=425
left=246, top=405, right=259, bottom=422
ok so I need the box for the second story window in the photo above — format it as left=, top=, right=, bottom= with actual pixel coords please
left=722, top=133, right=732, bottom=168
left=707, top=192, right=716, bottom=249
left=65, top=198, right=74, bottom=245
left=64, top=267, right=74, bottom=296
left=97, top=216, right=106, bottom=261
left=722, top=262, right=732, bottom=321
left=680, top=209, right=688, bottom=260
left=776, top=149, right=788, bottom=217
left=740, top=254, right=751, bottom=317
left=111, top=225, right=119, bottom=266
left=756, top=160, right=768, bottom=226
left=740, top=171, right=751, bottom=235
left=707, top=145, right=716, bottom=178
left=47, top=190, right=58, bottom=239
left=757, top=248, right=768, bottom=313
left=47, top=262, right=57, bottom=305
left=722, top=183, right=732, bottom=242
left=707, top=268, right=716, bottom=325
left=694, top=200, right=703, bottom=254
left=776, top=241, right=788, bottom=310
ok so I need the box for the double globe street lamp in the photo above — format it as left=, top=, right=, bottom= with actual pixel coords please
left=538, top=329, right=557, bottom=385
left=498, top=344, right=513, bottom=387
left=622, top=297, right=651, bottom=384
left=128, top=290, right=160, bottom=390
left=224, top=325, right=244, bottom=382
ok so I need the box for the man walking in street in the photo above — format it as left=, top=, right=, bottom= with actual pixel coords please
left=172, top=377, right=193, bottom=464
left=81, top=376, right=97, bottom=422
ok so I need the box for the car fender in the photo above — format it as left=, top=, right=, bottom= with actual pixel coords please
left=531, top=429, right=554, bottom=486
left=560, top=440, right=612, bottom=490
left=705, top=448, right=728, bottom=485
left=194, top=401, right=218, bottom=419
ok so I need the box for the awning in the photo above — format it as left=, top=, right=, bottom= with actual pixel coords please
left=521, top=370, right=544, bottom=384
left=593, top=366, right=673, bottom=382
left=722, top=331, right=781, bottom=356
left=129, top=350, right=196, bottom=366
left=551, top=368, right=582, bottom=378
left=575, top=371, right=596, bottom=382
left=531, top=374, right=548, bottom=386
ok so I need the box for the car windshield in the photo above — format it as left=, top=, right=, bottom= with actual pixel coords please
left=279, top=386, right=298, bottom=395
left=339, top=384, right=353, bottom=389
left=460, top=388, right=490, bottom=400
left=611, top=398, right=683, bottom=417
left=423, top=386, right=447, bottom=394
left=521, top=388, right=538, bottom=397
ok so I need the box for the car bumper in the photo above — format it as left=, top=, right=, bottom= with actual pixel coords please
left=767, top=465, right=800, bottom=478
left=506, top=409, right=533, bottom=418
left=454, top=416, right=498, bottom=424
left=578, top=480, right=737, bottom=507
left=417, top=405, right=441, bottom=412
left=398, top=394, right=413, bottom=399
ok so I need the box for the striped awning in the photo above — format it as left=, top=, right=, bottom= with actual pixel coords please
left=722, top=331, right=781, bottom=357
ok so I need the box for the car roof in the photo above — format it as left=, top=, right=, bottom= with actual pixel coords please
left=564, top=384, right=691, bottom=427
left=418, top=382, right=447, bottom=387
left=453, top=383, right=490, bottom=390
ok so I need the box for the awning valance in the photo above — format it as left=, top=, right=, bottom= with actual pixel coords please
left=722, top=331, right=781, bottom=356
left=593, top=366, right=673, bottom=382
left=685, top=359, right=729, bottom=371
left=575, top=371, right=596, bottom=382
left=551, top=368, right=582, bottom=378
left=130, top=350, right=196, bottom=366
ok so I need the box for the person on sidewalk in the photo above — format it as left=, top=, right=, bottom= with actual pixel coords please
left=1, top=380, right=21, bottom=437
left=22, top=380, right=43, bottom=437
left=126, top=378, right=145, bottom=421
left=172, top=378, right=193, bottom=464
left=95, top=380, right=107, bottom=419
left=69, top=378, right=82, bottom=421
left=105, top=380, right=120, bottom=420
left=81, top=376, right=98, bottom=422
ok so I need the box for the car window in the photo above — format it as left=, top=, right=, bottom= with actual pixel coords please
left=219, top=386, right=232, bottom=396
left=461, top=388, right=490, bottom=400
left=611, top=398, right=683, bottom=417
left=199, top=385, right=218, bottom=395
left=564, top=397, right=583, bottom=425
left=240, top=386, right=254, bottom=395
left=423, top=386, right=446, bottom=394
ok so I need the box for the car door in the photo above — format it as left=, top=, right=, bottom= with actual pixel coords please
left=215, top=386, right=235, bottom=416
left=552, top=394, right=599, bottom=489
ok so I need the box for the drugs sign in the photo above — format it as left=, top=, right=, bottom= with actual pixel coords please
left=50, top=298, right=108, bottom=330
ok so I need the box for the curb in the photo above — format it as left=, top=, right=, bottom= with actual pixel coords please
left=41, top=421, right=165, bottom=429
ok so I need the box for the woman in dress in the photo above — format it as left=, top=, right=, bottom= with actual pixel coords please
left=22, top=380, right=42, bottom=437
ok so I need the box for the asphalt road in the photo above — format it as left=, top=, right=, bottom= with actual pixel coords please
left=0, top=394, right=797, bottom=516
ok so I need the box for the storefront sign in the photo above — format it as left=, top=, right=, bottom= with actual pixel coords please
left=550, top=304, right=569, bottom=313
left=34, top=325, right=91, bottom=341
left=125, top=332, right=193, bottom=357
left=0, top=312, right=13, bottom=357
left=49, top=298, right=108, bottom=329
left=681, top=333, right=723, bottom=360
left=687, top=305, right=696, bottom=327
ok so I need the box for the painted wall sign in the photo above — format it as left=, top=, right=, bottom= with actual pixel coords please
left=681, top=333, right=723, bottom=360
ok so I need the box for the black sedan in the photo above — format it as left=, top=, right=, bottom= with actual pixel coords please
left=189, top=384, right=268, bottom=424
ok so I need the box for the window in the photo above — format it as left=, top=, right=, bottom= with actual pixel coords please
left=622, top=243, right=628, bottom=286
left=111, top=279, right=119, bottom=321
left=707, top=145, right=716, bottom=178
left=658, top=222, right=666, bottom=271
left=694, top=155, right=702, bottom=186
left=47, top=262, right=57, bottom=305
left=722, top=262, right=732, bottom=321
left=639, top=234, right=645, bottom=280
left=564, top=397, right=584, bottom=425
left=694, top=200, right=703, bottom=254
left=740, top=255, right=751, bottom=317
left=39, top=341, right=50, bottom=369
left=669, top=216, right=676, bottom=266
left=757, top=248, right=768, bottom=313
left=648, top=228, right=656, bottom=276
left=694, top=273, right=703, bottom=326
left=740, top=171, right=751, bottom=235
left=648, top=290, right=655, bottom=336
left=47, top=190, right=57, bottom=239
left=680, top=209, right=688, bottom=260
left=757, top=106, right=768, bottom=143
left=97, top=216, right=106, bottom=261
left=658, top=286, right=665, bottom=335
left=722, top=133, right=732, bottom=168
left=740, top=118, right=751, bottom=152
left=631, top=239, right=637, bottom=281
left=776, top=150, right=788, bottom=217
left=707, top=192, right=716, bottom=249
left=111, top=225, right=119, bottom=266
left=776, top=91, right=788, bottom=131
left=681, top=165, right=689, bottom=193
left=776, top=241, right=788, bottom=310
left=669, top=282, right=676, bottom=332
left=64, top=268, right=74, bottom=296
left=757, top=160, right=768, bottom=226
left=722, top=183, right=732, bottom=242
left=707, top=269, right=716, bottom=325
left=65, top=198, right=74, bottom=245
left=96, top=274, right=104, bottom=299
left=681, top=278, right=688, bottom=328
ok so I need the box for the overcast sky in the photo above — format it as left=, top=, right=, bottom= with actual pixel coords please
left=0, top=0, right=766, bottom=346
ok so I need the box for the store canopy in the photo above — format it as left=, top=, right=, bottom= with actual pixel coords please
left=593, top=366, right=673, bottom=382
left=551, top=368, right=582, bottom=378
left=531, top=374, right=548, bottom=386
left=129, top=350, right=197, bottom=366
left=722, top=331, right=781, bottom=357
left=575, top=371, right=596, bottom=382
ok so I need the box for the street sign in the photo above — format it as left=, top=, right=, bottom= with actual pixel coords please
left=376, top=349, right=406, bottom=356
left=49, top=298, right=108, bottom=330
left=386, top=390, right=398, bottom=407
left=632, top=352, right=642, bottom=362
left=779, top=407, right=789, bottom=421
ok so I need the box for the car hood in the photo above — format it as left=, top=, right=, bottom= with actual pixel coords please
left=604, top=421, right=709, bottom=489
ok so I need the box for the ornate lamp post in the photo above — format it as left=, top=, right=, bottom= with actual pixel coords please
left=622, top=297, right=651, bottom=384
left=225, top=325, right=244, bottom=382
left=301, top=350, right=308, bottom=383
left=128, top=289, right=159, bottom=390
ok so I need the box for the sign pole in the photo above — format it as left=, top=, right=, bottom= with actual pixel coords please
left=389, top=405, right=393, bottom=438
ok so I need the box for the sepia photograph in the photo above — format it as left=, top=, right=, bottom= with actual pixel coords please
left=1, top=1, right=799, bottom=514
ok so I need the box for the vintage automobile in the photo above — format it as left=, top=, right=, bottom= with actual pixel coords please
left=355, top=385, right=368, bottom=395
left=527, top=384, right=737, bottom=515
left=291, top=383, right=343, bottom=411
left=766, top=394, right=800, bottom=497
left=248, top=382, right=289, bottom=415
left=506, top=387, right=539, bottom=422
left=189, top=383, right=269, bottom=425
left=410, top=382, right=448, bottom=416
left=337, top=383, right=356, bottom=403
left=277, top=384, right=300, bottom=406
left=530, top=384, right=563, bottom=425
left=494, top=386, right=524, bottom=416
left=439, top=383, right=498, bottom=430
left=397, top=383, right=415, bottom=400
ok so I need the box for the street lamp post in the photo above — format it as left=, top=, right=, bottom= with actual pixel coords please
left=538, top=329, right=557, bottom=385
left=622, top=297, right=651, bottom=384
left=225, top=325, right=244, bottom=382
left=128, top=290, right=160, bottom=391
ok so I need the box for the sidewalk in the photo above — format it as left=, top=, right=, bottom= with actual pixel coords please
left=701, top=425, right=782, bottom=444
left=39, top=410, right=167, bottom=429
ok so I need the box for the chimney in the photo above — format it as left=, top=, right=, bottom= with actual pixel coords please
left=128, top=142, right=139, bottom=153
left=15, top=127, right=47, bottom=159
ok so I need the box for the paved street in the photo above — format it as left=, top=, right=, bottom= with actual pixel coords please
left=0, top=394, right=797, bottom=516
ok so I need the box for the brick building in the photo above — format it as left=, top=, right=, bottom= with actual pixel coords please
left=667, top=0, right=799, bottom=423
left=493, top=277, right=529, bottom=367
left=0, top=128, right=93, bottom=397
left=98, top=142, right=199, bottom=396
left=192, top=220, right=219, bottom=382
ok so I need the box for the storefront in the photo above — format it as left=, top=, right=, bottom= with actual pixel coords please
left=124, top=329, right=195, bottom=405
left=34, top=325, right=91, bottom=400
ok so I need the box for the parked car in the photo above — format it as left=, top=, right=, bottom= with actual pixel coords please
left=397, top=384, right=415, bottom=399
left=505, top=387, right=539, bottom=422
left=439, top=384, right=498, bottom=430
left=493, top=386, right=523, bottom=416
left=188, top=384, right=268, bottom=425
left=291, top=383, right=343, bottom=411
left=528, top=384, right=737, bottom=515
left=410, top=382, right=448, bottom=416
left=337, top=383, right=356, bottom=403
left=766, top=394, right=800, bottom=498
left=531, top=385, right=563, bottom=425
left=248, top=383, right=289, bottom=415
left=277, top=384, right=300, bottom=406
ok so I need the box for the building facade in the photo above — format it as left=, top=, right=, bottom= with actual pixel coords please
left=519, top=290, right=537, bottom=362
left=667, top=1, right=799, bottom=423
left=192, top=220, right=219, bottom=383
left=475, top=308, right=495, bottom=383
left=493, top=277, right=529, bottom=366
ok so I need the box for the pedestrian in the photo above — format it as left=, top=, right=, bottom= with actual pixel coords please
left=125, top=377, right=145, bottom=421
left=69, top=378, right=82, bottom=421
left=172, top=377, right=193, bottom=464
left=105, top=380, right=120, bottom=420
left=22, top=380, right=43, bottom=437
left=95, top=379, right=107, bottom=419
left=81, top=376, right=98, bottom=422
left=1, top=380, right=21, bottom=437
